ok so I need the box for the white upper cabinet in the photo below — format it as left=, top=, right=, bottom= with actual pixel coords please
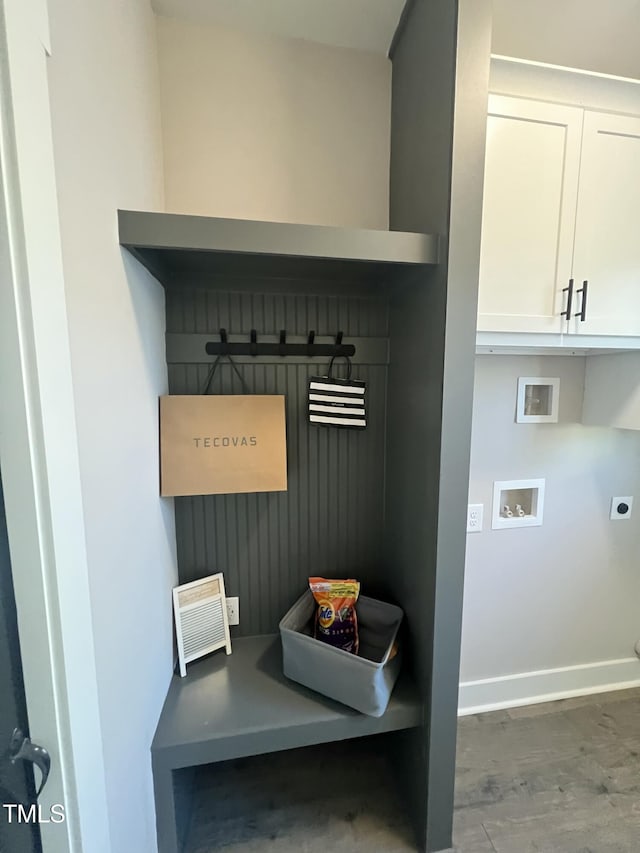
left=478, top=77, right=640, bottom=344
left=478, top=96, right=582, bottom=334
left=570, top=111, right=640, bottom=337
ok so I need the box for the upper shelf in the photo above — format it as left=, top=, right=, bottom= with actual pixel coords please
left=118, top=210, right=439, bottom=288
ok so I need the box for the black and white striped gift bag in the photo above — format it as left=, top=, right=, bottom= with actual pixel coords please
left=308, top=358, right=367, bottom=430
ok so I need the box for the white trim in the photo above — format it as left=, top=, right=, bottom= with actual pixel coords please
left=476, top=329, right=640, bottom=355
left=490, top=55, right=640, bottom=117
left=0, top=1, right=110, bottom=850
left=491, top=54, right=640, bottom=87
left=459, top=657, right=640, bottom=716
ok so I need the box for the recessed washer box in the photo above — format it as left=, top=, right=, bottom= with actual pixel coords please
left=492, top=478, right=545, bottom=529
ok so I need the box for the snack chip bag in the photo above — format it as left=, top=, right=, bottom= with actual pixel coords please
left=309, top=577, right=360, bottom=654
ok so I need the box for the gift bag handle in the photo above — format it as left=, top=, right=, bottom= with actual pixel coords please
left=202, top=355, right=249, bottom=395
left=327, top=355, right=352, bottom=381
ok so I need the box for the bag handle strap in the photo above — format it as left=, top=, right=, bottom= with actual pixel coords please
left=327, top=355, right=352, bottom=381
left=202, top=355, right=249, bottom=395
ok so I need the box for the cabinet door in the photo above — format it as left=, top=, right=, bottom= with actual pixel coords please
left=478, top=96, right=583, bottom=333
left=571, top=111, right=640, bottom=337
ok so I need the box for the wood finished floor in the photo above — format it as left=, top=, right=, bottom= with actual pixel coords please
left=454, top=688, right=640, bottom=852
left=184, top=689, right=640, bottom=852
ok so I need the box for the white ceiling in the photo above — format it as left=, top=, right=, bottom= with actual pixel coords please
left=151, top=0, right=407, bottom=54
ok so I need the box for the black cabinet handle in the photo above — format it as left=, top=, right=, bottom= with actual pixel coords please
left=575, top=280, right=588, bottom=321
left=561, top=278, right=574, bottom=320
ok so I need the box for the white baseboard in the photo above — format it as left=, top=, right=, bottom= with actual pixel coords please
left=458, top=657, right=640, bottom=716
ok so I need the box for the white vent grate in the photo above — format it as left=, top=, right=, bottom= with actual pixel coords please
left=173, top=573, right=232, bottom=676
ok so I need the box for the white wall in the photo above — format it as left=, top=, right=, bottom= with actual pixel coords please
left=46, top=1, right=177, bottom=851
left=583, top=352, right=640, bottom=431
left=461, top=356, right=640, bottom=712
left=492, top=0, right=640, bottom=79
left=156, top=16, right=391, bottom=228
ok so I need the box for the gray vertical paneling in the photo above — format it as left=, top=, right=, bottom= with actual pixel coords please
left=167, top=289, right=389, bottom=637
left=388, top=1, right=491, bottom=851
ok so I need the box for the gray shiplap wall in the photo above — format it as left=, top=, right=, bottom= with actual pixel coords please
left=166, top=288, right=390, bottom=636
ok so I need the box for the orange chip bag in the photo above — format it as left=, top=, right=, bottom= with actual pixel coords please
left=309, top=577, right=360, bottom=654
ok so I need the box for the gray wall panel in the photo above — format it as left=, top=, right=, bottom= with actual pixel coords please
left=388, top=0, right=491, bottom=850
left=166, top=287, right=389, bottom=337
left=389, top=2, right=457, bottom=848
left=428, top=3, right=491, bottom=850
left=385, top=269, right=445, bottom=850
left=167, top=290, right=389, bottom=637
left=390, top=0, right=455, bottom=236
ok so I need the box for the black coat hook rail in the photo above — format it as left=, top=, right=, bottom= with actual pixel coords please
left=205, top=329, right=355, bottom=359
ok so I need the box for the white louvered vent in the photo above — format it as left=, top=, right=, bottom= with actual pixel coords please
left=173, top=573, right=232, bottom=677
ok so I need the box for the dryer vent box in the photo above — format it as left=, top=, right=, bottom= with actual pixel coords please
left=516, top=377, right=559, bottom=423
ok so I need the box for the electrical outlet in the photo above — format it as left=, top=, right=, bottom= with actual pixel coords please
left=226, top=597, right=240, bottom=626
left=611, top=497, right=633, bottom=520
left=467, top=503, right=483, bottom=533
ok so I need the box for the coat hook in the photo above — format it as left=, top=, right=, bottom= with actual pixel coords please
left=336, top=331, right=344, bottom=346
left=307, top=330, right=316, bottom=345
left=219, top=328, right=228, bottom=344
left=250, top=329, right=258, bottom=356
left=279, top=329, right=287, bottom=356
left=307, top=330, right=316, bottom=357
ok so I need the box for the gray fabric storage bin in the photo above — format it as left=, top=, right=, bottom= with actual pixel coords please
left=279, top=590, right=403, bottom=717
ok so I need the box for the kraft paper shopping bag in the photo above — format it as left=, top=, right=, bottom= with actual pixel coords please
left=159, top=394, right=287, bottom=497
